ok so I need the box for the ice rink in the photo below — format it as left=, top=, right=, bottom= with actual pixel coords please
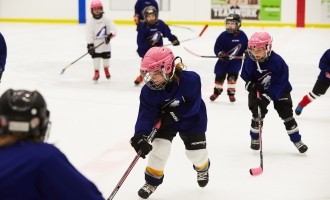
left=0, top=22, right=329, bottom=200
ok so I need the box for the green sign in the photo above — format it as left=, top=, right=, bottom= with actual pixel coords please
left=260, top=0, right=281, bottom=21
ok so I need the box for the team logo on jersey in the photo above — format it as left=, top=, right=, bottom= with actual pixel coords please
left=258, top=72, right=272, bottom=90
left=227, top=44, right=242, bottom=57
left=96, top=26, right=107, bottom=39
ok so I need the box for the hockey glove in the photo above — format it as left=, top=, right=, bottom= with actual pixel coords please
left=130, top=135, right=152, bottom=159
left=218, top=51, right=229, bottom=60
left=148, top=31, right=162, bottom=46
left=245, top=81, right=260, bottom=93
left=87, top=43, right=95, bottom=56
left=133, top=14, right=139, bottom=25
left=160, top=107, right=180, bottom=128
left=170, top=35, right=180, bottom=46
left=105, top=33, right=114, bottom=44
left=257, top=93, right=271, bottom=112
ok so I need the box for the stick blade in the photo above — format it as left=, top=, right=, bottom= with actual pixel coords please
left=60, top=68, right=65, bottom=75
left=249, top=167, right=263, bottom=176
left=198, top=24, right=209, bottom=37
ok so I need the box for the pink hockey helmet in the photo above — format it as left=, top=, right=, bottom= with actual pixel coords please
left=248, top=32, right=272, bottom=49
left=141, top=47, right=175, bottom=75
left=248, top=32, right=273, bottom=62
left=91, top=0, right=103, bottom=9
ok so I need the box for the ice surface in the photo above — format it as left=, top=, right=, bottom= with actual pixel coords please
left=0, top=23, right=329, bottom=200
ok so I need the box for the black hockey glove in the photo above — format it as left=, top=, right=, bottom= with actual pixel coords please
left=218, top=51, right=229, bottom=60
left=245, top=81, right=260, bottom=93
left=130, top=135, right=152, bottom=159
left=243, top=50, right=249, bottom=59
left=160, top=107, right=180, bottom=128
left=87, top=43, right=95, bottom=56
left=105, top=33, right=113, bottom=44
left=170, top=35, right=180, bottom=46
left=257, top=93, right=271, bottom=110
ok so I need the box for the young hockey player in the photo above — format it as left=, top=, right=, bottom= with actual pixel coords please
left=86, top=0, right=117, bottom=83
left=134, top=0, right=159, bottom=25
left=241, top=32, right=308, bottom=153
left=130, top=47, right=210, bottom=199
left=295, top=49, right=330, bottom=115
left=134, top=5, right=180, bottom=85
left=0, top=89, right=104, bottom=200
left=0, top=32, right=7, bottom=82
left=210, top=14, right=248, bottom=102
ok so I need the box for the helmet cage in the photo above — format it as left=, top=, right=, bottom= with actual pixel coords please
left=248, top=32, right=273, bottom=62
left=90, top=0, right=103, bottom=19
left=225, top=14, right=241, bottom=33
left=143, top=6, right=158, bottom=24
left=142, top=58, right=180, bottom=90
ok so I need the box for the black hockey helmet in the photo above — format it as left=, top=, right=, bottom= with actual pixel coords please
left=0, top=89, right=50, bottom=140
left=143, top=6, right=158, bottom=25
left=225, top=14, right=241, bottom=33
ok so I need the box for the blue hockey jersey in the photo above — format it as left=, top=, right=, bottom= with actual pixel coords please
left=318, top=49, right=330, bottom=81
left=0, top=141, right=104, bottom=200
left=134, top=71, right=207, bottom=136
left=137, top=20, right=177, bottom=57
left=240, top=51, right=292, bottom=101
left=0, top=32, right=7, bottom=71
left=213, top=31, right=248, bottom=75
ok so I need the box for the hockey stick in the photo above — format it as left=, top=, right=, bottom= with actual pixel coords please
left=183, top=47, right=244, bottom=59
left=249, top=91, right=263, bottom=176
left=60, top=41, right=105, bottom=75
left=164, top=24, right=209, bottom=46
left=168, top=24, right=194, bottom=32
left=107, top=120, right=162, bottom=200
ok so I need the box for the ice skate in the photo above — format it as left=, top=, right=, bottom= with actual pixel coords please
left=194, top=160, right=210, bottom=187
left=134, top=75, right=143, bottom=85
left=93, top=70, right=100, bottom=83
left=138, top=182, right=157, bottom=199
left=104, top=68, right=111, bottom=79
left=209, top=88, right=222, bottom=101
left=228, top=95, right=236, bottom=102
left=294, top=141, right=308, bottom=153
left=250, top=139, right=260, bottom=150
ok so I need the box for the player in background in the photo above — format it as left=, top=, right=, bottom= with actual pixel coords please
left=130, top=47, right=210, bottom=199
left=210, top=14, right=248, bottom=102
left=134, top=6, right=180, bottom=85
left=0, top=89, right=105, bottom=200
left=86, top=0, right=117, bottom=83
left=134, top=0, right=159, bottom=25
left=295, top=49, right=330, bottom=115
left=240, top=32, right=308, bottom=153
left=0, top=32, right=7, bottom=83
